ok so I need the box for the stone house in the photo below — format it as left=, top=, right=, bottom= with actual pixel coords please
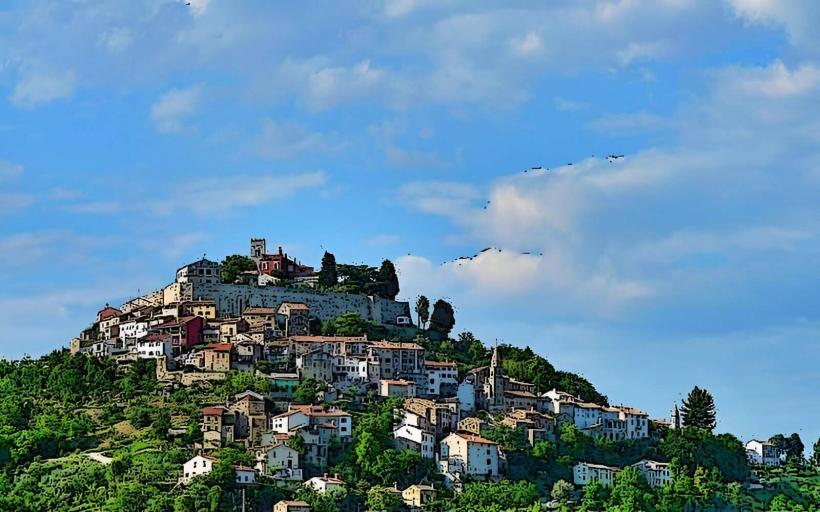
left=203, top=343, right=232, bottom=372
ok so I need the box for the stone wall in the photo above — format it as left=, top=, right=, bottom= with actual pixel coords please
left=184, top=282, right=412, bottom=323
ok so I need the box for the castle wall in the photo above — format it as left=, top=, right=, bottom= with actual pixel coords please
left=183, top=282, right=412, bottom=323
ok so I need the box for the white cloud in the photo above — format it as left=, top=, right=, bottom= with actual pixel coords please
left=0, top=231, right=117, bottom=268
left=396, top=59, right=820, bottom=319
left=254, top=119, right=346, bottom=159
left=0, top=1, right=777, bottom=111
left=67, top=171, right=328, bottom=217
left=0, top=160, right=23, bottom=181
left=385, top=146, right=447, bottom=169
left=150, top=85, right=203, bottom=133
left=718, top=60, right=820, bottom=98
left=398, top=181, right=482, bottom=218
left=510, top=31, right=543, bottom=57
left=9, top=67, right=76, bottom=108
left=303, top=60, right=394, bottom=111
left=185, top=0, right=210, bottom=17
left=97, top=27, right=134, bottom=54
left=554, top=97, right=588, bottom=112
left=0, top=193, right=35, bottom=215
left=728, top=0, right=820, bottom=52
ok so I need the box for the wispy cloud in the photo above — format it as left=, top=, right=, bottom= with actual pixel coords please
left=150, top=84, right=203, bottom=133
left=254, top=119, right=346, bottom=159
left=9, top=67, right=76, bottom=108
left=67, top=171, right=328, bottom=217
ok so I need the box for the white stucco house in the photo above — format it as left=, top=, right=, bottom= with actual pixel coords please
left=305, top=474, right=345, bottom=494
left=632, top=459, right=672, bottom=487
left=745, top=440, right=784, bottom=466
left=573, top=462, right=622, bottom=487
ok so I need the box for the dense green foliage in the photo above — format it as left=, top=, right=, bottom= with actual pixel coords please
left=428, top=299, right=456, bottom=337
left=659, top=426, right=749, bottom=482
left=769, top=432, right=806, bottom=461
left=681, top=386, right=717, bottom=430
left=415, top=295, right=430, bottom=328
left=328, top=260, right=400, bottom=298
left=318, top=251, right=338, bottom=289
left=220, top=254, right=257, bottom=283
left=0, top=345, right=814, bottom=511
left=500, top=344, right=608, bottom=405
left=321, top=312, right=387, bottom=339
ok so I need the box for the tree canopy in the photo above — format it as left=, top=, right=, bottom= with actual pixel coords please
left=220, top=254, right=257, bottom=283
left=681, top=386, right=717, bottom=431
left=428, top=299, right=455, bottom=338
left=318, top=251, right=338, bottom=289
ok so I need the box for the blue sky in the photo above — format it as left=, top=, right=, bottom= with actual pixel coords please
left=1, top=1, right=818, bottom=450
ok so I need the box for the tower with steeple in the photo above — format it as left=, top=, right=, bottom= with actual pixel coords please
left=486, top=345, right=506, bottom=409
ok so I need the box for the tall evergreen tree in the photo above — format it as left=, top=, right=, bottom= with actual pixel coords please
left=681, top=386, right=717, bottom=430
left=415, top=295, right=430, bottom=328
left=429, top=299, right=455, bottom=337
left=376, top=259, right=400, bottom=299
left=318, top=251, right=338, bottom=289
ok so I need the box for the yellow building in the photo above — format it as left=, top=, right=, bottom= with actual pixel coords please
left=273, top=500, right=311, bottom=512
left=184, top=300, right=217, bottom=319
left=402, top=483, right=437, bottom=509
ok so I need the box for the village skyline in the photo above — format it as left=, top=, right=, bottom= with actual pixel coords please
left=0, top=3, right=819, bottom=508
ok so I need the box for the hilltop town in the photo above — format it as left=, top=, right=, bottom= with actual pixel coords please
left=26, top=238, right=813, bottom=511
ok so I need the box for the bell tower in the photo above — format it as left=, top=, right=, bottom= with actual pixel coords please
left=250, top=238, right=267, bottom=261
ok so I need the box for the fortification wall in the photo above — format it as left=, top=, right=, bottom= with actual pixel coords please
left=184, top=282, right=412, bottom=323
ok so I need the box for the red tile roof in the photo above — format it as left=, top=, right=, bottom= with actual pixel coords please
left=207, top=343, right=233, bottom=352
left=425, top=360, right=457, bottom=367
left=98, top=306, right=121, bottom=320
left=453, top=432, right=498, bottom=445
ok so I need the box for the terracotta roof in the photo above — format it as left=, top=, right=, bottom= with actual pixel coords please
left=157, top=316, right=199, bottom=328
left=98, top=306, right=122, bottom=320
left=207, top=343, right=233, bottom=352
left=202, top=406, right=227, bottom=416
left=370, top=341, right=423, bottom=350
left=279, top=302, right=309, bottom=310
left=452, top=432, right=497, bottom=445
left=504, top=390, right=537, bottom=398
left=141, top=333, right=171, bottom=342
left=425, top=360, right=457, bottom=368
left=382, top=379, right=415, bottom=385
left=289, top=405, right=351, bottom=417
left=243, top=307, right=277, bottom=315
left=289, top=335, right=368, bottom=343
left=311, top=475, right=345, bottom=484
left=191, top=454, right=218, bottom=462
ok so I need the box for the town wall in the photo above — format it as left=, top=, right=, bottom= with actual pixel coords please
left=175, top=282, right=412, bottom=323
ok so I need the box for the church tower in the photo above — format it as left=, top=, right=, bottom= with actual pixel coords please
left=487, top=345, right=505, bottom=408
left=250, top=238, right=267, bottom=261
